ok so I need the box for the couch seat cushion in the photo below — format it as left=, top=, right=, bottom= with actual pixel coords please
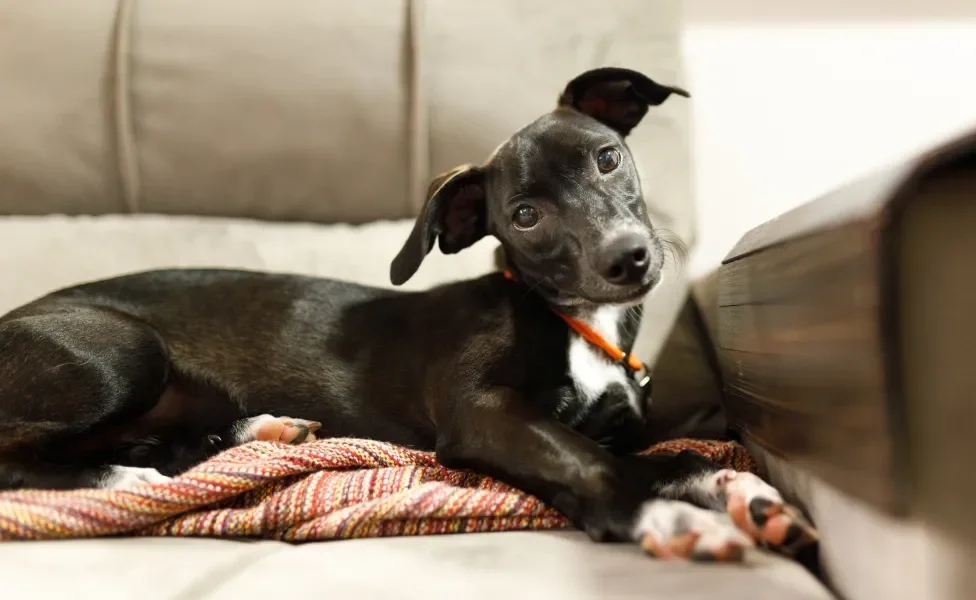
left=0, top=533, right=833, bottom=600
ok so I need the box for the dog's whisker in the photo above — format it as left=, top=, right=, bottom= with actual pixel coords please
left=620, top=306, right=642, bottom=339
left=653, top=230, right=687, bottom=274
left=626, top=306, right=642, bottom=327
left=654, top=228, right=688, bottom=261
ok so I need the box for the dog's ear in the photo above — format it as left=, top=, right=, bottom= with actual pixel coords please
left=558, top=67, right=689, bottom=136
left=390, top=164, right=487, bottom=285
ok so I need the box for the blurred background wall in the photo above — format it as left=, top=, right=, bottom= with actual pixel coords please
left=683, top=0, right=976, bottom=273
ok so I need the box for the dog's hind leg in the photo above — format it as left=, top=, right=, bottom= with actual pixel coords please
left=0, top=303, right=173, bottom=490
left=230, top=414, right=323, bottom=445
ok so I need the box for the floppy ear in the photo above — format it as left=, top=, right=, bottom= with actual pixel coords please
left=390, top=164, right=487, bottom=285
left=558, top=67, right=690, bottom=136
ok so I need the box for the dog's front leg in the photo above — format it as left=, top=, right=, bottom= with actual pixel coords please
left=652, top=458, right=820, bottom=557
left=434, top=388, right=726, bottom=547
left=435, top=388, right=818, bottom=560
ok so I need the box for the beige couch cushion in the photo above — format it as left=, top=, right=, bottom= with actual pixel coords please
left=0, top=0, right=126, bottom=215
left=128, top=0, right=411, bottom=223
left=0, top=0, right=410, bottom=223
left=0, top=216, right=496, bottom=312
left=0, top=1, right=693, bottom=233
left=0, top=533, right=833, bottom=600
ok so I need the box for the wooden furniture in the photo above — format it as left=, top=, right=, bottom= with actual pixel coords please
left=716, top=128, right=976, bottom=531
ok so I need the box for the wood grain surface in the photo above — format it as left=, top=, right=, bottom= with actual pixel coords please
left=717, top=127, right=976, bottom=515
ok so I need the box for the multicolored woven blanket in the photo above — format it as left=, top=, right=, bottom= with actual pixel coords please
left=0, top=437, right=755, bottom=542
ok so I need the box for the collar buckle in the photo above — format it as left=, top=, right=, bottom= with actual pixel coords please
left=620, top=354, right=652, bottom=391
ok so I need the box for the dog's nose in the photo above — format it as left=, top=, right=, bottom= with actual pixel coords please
left=597, top=234, right=651, bottom=285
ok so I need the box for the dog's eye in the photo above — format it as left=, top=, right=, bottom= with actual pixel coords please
left=512, top=205, right=540, bottom=229
left=597, top=148, right=621, bottom=173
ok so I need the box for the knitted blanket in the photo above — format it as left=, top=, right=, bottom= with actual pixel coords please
left=0, top=438, right=755, bottom=542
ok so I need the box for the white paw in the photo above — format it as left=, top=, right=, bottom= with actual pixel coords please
left=712, top=469, right=783, bottom=505
left=712, top=470, right=819, bottom=554
left=632, top=499, right=754, bottom=561
left=100, top=466, right=172, bottom=489
left=232, top=414, right=322, bottom=445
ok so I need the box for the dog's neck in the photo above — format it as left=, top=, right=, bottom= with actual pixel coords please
left=576, top=305, right=626, bottom=343
left=499, top=266, right=642, bottom=367
left=496, top=255, right=631, bottom=329
left=555, top=302, right=626, bottom=333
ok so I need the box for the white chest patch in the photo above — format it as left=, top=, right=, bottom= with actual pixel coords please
left=566, top=306, right=639, bottom=417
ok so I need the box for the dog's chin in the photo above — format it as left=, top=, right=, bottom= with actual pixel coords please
left=546, top=279, right=656, bottom=310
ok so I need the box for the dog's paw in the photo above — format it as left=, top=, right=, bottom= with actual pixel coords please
left=100, top=466, right=173, bottom=489
left=633, top=499, right=754, bottom=562
left=236, top=415, right=322, bottom=445
left=713, top=470, right=819, bottom=555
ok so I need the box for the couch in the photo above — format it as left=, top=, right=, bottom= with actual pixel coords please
left=692, top=127, right=976, bottom=600
left=0, top=2, right=833, bottom=598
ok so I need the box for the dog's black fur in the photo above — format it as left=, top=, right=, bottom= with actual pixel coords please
left=0, top=68, right=817, bottom=558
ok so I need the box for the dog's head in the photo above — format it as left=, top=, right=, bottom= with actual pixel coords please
left=390, top=67, right=688, bottom=308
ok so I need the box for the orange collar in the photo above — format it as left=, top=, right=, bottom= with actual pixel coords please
left=502, top=269, right=649, bottom=385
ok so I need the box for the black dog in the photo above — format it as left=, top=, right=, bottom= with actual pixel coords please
left=0, top=68, right=816, bottom=561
